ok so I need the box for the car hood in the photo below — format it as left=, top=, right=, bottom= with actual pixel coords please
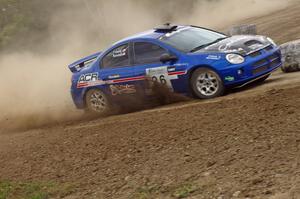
left=197, top=35, right=272, bottom=56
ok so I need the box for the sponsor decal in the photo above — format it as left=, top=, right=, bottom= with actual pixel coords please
left=77, top=73, right=106, bottom=88
left=108, top=74, right=120, bottom=79
left=112, top=47, right=128, bottom=58
left=225, top=76, right=235, bottom=81
left=206, top=55, right=221, bottom=60
left=168, top=67, right=176, bottom=72
left=110, top=84, right=136, bottom=96
left=173, top=63, right=188, bottom=67
left=78, top=73, right=98, bottom=83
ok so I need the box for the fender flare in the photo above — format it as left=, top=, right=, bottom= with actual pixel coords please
left=186, top=65, right=224, bottom=96
left=82, top=86, right=112, bottom=108
left=188, top=64, right=223, bottom=81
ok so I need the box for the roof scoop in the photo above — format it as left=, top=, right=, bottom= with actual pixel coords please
left=154, top=23, right=178, bottom=32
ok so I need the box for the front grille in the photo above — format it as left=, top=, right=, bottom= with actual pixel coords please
left=252, top=52, right=281, bottom=75
left=253, top=59, right=267, bottom=68
left=253, top=65, right=269, bottom=75
left=265, top=45, right=274, bottom=51
left=267, top=54, right=278, bottom=61
left=249, top=51, right=262, bottom=58
left=270, top=58, right=281, bottom=68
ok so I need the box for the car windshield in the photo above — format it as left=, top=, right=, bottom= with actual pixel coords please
left=160, top=27, right=227, bottom=53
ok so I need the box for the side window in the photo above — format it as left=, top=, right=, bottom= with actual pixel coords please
left=134, top=42, right=167, bottom=65
left=102, top=44, right=130, bottom=68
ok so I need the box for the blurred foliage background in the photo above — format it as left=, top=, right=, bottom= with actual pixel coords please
left=0, top=0, right=61, bottom=52
left=0, top=0, right=199, bottom=53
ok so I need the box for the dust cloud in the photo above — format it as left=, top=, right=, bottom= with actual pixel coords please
left=0, top=0, right=290, bottom=131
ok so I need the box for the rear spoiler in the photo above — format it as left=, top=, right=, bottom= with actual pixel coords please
left=68, top=51, right=102, bottom=73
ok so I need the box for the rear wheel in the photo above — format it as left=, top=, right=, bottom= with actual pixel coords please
left=85, top=89, right=110, bottom=115
left=190, top=68, right=225, bottom=99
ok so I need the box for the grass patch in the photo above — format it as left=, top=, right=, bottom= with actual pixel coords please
left=0, top=182, right=11, bottom=199
left=172, top=183, right=199, bottom=199
left=0, top=181, right=74, bottom=199
left=133, top=185, right=161, bottom=199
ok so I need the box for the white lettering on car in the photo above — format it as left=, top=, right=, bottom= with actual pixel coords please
left=78, top=73, right=98, bottom=83
left=206, top=55, right=221, bottom=60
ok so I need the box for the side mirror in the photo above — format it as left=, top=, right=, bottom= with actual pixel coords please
left=160, top=53, right=178, bottom=63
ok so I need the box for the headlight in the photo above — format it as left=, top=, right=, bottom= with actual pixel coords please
left=226, top=54, right=245, bottom=64
left=266, top=37, right=276, bottom=46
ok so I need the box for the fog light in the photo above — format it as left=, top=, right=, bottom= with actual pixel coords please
left=237, top=68, right=244, bottom=75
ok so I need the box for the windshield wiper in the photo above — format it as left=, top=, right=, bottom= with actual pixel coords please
left=190, top=37, right=228, bottom=52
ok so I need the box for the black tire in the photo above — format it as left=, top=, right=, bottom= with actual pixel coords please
left=85, top=89, right=110, bottom=115
left=190, top=68, right=225, bottom=99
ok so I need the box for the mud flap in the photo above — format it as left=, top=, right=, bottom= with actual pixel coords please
left=280, top=40, right=300, bottom=73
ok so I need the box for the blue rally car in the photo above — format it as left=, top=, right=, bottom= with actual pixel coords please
left=68, top=24, right=282, bottom=114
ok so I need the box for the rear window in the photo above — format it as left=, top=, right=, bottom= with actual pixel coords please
left=102, top=44, right=130, bottom=68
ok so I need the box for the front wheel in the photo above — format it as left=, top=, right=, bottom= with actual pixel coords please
left=190, top=68, right=225, bottom=99
left=85, top=89, right=111, bottom=115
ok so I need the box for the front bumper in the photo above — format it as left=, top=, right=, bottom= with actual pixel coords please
left=220, top=46, right=282, bottom=87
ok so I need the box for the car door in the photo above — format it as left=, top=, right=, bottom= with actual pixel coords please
left=99, top=43, right=138, bottom=97
left=133, top=41, right=178, bottom=92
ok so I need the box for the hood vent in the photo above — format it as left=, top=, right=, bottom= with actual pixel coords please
left=244, top=40, right=263, bottom=46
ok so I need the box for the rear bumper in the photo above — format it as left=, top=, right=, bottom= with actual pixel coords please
left=71, top=86, right=86, bottom=109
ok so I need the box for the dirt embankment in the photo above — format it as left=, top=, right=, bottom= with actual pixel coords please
left=241, top=0, right=300, bottom=44
left=0, top=79, right=299, bottom=199
left=0, top=1, right=300, bottom=199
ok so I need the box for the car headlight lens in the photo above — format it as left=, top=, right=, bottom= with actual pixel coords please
left=266, top=37, right=276, bottom=46
left=226, top=54, right=245, bottom=64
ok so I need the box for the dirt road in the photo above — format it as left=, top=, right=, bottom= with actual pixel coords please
left=1, top=70, right=299, bottom=199
left=0, top=2, right=300, bottom=199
